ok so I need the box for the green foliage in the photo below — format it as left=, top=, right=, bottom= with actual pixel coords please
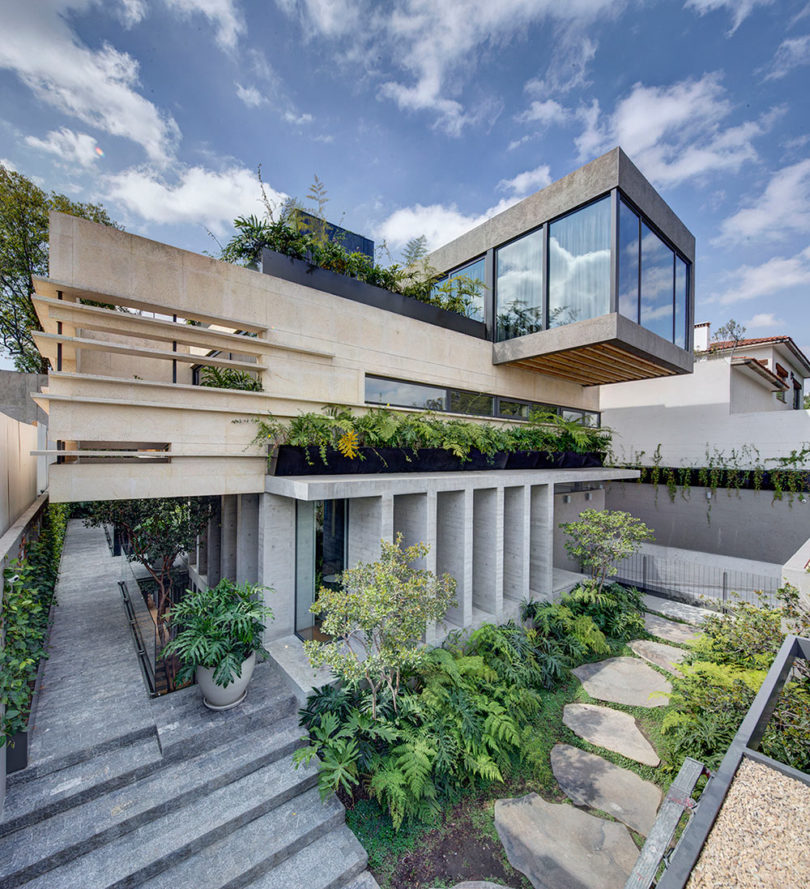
left=0, top=165, right=120, bottom=371
left=255, top=405, right=611, bottom=470
left=160, top=578, right=273, bottom=686
left=0, top=504, right=68, bottom=742
left=561, top=509, right=654, bottom=593
left=304, top=536, right=456, bottom=717
left=712, top=318, right=746, bottom=345
left=562, top=582, right=646, bottom=642
left=663, top=585, right=810, bottom=772
left=198, top=365, right=262, bottom=391
left=83, top=498, right=213, bottom=636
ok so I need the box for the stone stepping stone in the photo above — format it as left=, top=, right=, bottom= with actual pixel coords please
left=643, top=594, right=712, bottom=625
left=629, top=639, right=686, bottom=676
left=551, top=744, right=661, bottom=836
left=572, top=657, right=671, bottom=708
left=494, top=792, right=639, bottom=889
left=644, top=612, right=700, bottom=646
left=563, top=703, right=660, bottom=767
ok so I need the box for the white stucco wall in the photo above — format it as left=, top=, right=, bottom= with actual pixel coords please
left=600, top=356, right=810, bottom=466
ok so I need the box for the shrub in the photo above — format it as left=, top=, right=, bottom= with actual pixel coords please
left=562, top=582, right=646, bottom=642
left=198, top=366, right=262, bottom=391
left=560, top=509, right=654, bottom=594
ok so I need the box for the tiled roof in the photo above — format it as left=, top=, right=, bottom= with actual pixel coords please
left=708, top=336, right=791, bottom=350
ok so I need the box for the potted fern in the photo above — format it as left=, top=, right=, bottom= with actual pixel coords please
left=161, top=579, right=274, bottom=710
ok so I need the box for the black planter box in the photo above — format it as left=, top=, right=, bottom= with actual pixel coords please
left=6, top=729, right=28, bottom=774
left=270, top=446, right=602, bottom=476
left=261, top=249, right=487, bottom=340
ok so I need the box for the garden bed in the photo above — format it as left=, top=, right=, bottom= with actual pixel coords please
left=269, top=445, right=603, bottom=475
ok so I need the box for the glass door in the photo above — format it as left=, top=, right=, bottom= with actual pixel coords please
left=295, top=499, right=347, bottom=640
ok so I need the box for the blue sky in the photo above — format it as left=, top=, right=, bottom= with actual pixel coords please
left=1, top=0, right=810, bottom=359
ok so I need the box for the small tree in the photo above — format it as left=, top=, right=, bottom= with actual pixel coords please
left=84, top=497, right=213, bottom=644
left=304, top=535, right=456, bottom=718
left=561, top=508, right=654, bottom=594
left=713, top=319, right=746, bottom=348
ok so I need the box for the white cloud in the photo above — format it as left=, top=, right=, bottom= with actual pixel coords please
left=716, top=159, right=810, bottom=243
left=376, top=196, right=519, bottom=251
left=0, top=1, right=179, bottom=165
left=517, top=99, right=570, bottom=127
left=278, top=0, right=617, bottom=134
left=763, top=34, right=810, bottom=80
left=713, top=247, right=810, bottom=305
left=104, top=164, right=288, bottom=235
left=25, top=127, right=99, bottom=168
left=684, top=0, right=773, bottom=34
left=575, top=73, right=772, bottom=185
left=0, top=158, right=17, bottom=173
left=163, top=0, right=244, bottom=50
left=283, top=111, right=313, bottom=125
left=498, top=164, right=552, bottom=197
left=235, top=83, right=265, bottom=108
left=117, top=0, right=147, bottom=27
left=523, top=34, right=597, bottom=98
left=745, top=312, right=782, bottom=329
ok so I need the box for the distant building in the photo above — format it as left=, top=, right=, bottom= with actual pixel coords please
left=601, top=322, right=810, bottom=466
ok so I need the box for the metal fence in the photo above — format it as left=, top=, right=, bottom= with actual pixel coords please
left=614, top=552, right=781, bottom=610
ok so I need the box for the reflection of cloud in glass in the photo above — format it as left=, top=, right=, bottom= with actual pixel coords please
left=641, top=222, right=674, bottom=340
left=366, top=379, right=446, bottom=409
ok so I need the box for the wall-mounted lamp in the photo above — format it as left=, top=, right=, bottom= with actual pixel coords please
left=562, top=495, right=571, bottom=504
left=706, top=491, right=712, bottom=500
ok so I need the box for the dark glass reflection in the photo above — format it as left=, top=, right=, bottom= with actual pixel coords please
left=640, top=223, right=675, bottom=341
left=443, top=257, right=486, bottom=322
left=448, top=390, right=493, bottom=416
left=296, top=500, right=346, bottom=641
left=548, top=197, right=611, bottom=327
left=618, top=201, right=640, bottom=322
left=495, top=229, right=544, bottom=341
left=498, top=399, right=530, bottom=419
left=364, top=377, right=446, bottom=411
left=675, top=257, right=688, bottom=349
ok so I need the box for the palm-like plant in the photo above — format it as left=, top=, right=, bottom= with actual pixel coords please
left=161, top=579, right=273, bottom=686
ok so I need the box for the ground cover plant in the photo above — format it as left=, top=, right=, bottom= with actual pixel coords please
left=255, top=404, right=611, bottom=468
left=0, top=503, right=68, bottom=743
left=661, top=584, right=810, bottom=772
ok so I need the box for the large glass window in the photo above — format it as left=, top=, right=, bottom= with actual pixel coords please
left=548, top=196, right=611, bottom=328
left=447, top=390, right=494, bottom=416
left=364, top=377, right=446, bottom=411
left=640, top=223, right=674, bottom=341
left=495, top=229, right=544, bottom=341
left=441, top=257, right=486, bottom=322
left=618, top=200, right=640, bottom=322
left=675, top=256, right=688, bottom=349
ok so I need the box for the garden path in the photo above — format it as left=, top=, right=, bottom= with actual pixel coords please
left=497, top=597, right=702, bottom=889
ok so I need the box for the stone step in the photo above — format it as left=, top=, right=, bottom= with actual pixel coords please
left=3, top=719, right=311, bottom=889
left=243, top=825, right=368, bottom=889
left=643, top=612, right=701, bottom=646
left=562, top=704, right=660, bottom=767
left=642, top=595, right=712, bottom=626
left=628, top=639, right=686, bottom=676
left=0, top=733, right=163, bottom=837
left=342, top=871, right=382, bottom=889
left=150, top=663, right=299, bottom=762
left=10, top=724, right=158, bottom=784
left=135, top=788, right=346, bottom=889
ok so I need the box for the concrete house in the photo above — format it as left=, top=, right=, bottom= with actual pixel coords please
left=29, top=147, right=694, bottom=660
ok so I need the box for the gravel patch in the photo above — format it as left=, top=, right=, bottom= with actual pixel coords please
left=686, top=757, right=810, bottom=888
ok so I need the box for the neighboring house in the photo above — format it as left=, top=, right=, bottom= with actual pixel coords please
left=600, top=322, right=810, bottom=466
left=28, top=147, right=693, bottom=644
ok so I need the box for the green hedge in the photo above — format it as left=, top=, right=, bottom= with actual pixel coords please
left=0, top=504, right=69, bottom=743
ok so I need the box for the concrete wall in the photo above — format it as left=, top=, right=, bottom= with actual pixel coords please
left=553, top=488, right=607, bottom=571
left=40, top=211, right=608, bottom=501
left=0, top=371, right=48, bottom=425
left=0, top=413, right=39, bottom=539
left=601, top=356, right=810, bottom=465
left=606, top=481, right=810, bottom=565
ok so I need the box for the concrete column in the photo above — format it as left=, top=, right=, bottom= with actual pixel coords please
left=258, top=492, right=296, bottom=641
left=424, top=490, right=442, bottom=644
left=220, top=494, right=237, bottom=581
left=206, top=501, right=222, bottom=587
left=347, top=494, right=393, bottom=567
left=473, top=487, right=502, bottom=617
left=437, top=489, right=473, bottom=627
left=503, top=485, right=529, bottom=602
left=530, top=484, right=555, bottom=601
left=236, top=493, right=260, bottom=585
left=197, top=524, right=208, bottom=581
left=393, top=493, right=429, bottom=568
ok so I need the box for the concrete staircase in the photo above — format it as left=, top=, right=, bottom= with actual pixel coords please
left=0, top=665, right=377, bottom=889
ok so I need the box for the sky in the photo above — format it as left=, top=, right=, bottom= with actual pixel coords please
left=1, top=0, right=810, bottom=361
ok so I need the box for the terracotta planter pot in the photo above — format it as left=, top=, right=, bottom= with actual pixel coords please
left=195, top=651, right=256, bottom=711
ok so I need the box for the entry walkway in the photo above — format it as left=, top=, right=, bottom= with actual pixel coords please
left=2, top=520, right=376, bottom=889
left=28, top=520, right=154, bottom=772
